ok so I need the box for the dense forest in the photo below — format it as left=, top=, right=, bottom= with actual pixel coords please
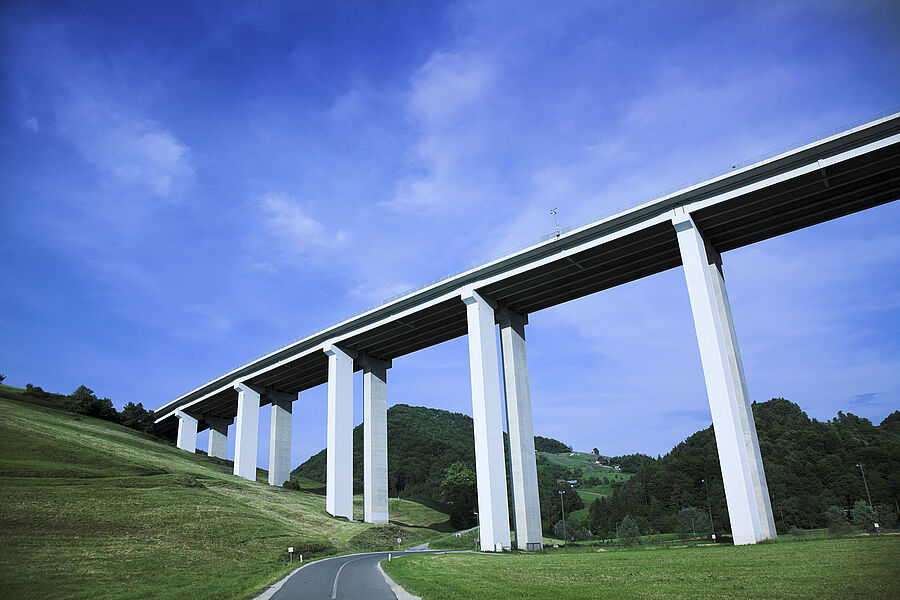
left=295, top=399, right=898, bottom=538
left=588, top=399, right=899, bottom=538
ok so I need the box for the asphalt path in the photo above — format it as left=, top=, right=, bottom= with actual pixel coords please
left=270, top=550, right=440, bottom=600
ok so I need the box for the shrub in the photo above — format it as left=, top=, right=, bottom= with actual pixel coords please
left=553, top=515, right=591, bottom=542
left=789, top=526, right=807, bottom=540
left=283, top=480, right=300, bottom=490
left=65, top=386, right=118, bottom=422
left=851, top=499, right=877, bottom=528
left=618, top=515, right=641, bottom=546
left=119, top=402, right=155, bottom=432
left=824, top=505, right=850, bottom=535
left=876, top=505, right=897, bottom=529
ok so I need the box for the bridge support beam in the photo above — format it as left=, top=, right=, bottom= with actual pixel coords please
left=325, top=344, right=355, bottom=520
left=498, top=309, right=543, bottom=551
left=462, top=288, right=512, bottom=552
left=673, top=213, right=774, bottom=544
left=360, top=355, right=391, bottom=524
left=233, top=383, right=261, bottom=482
left=206, top=416, right=230, bottom=460
left=268, top=392, right=295, bottom=487
left=175, top=410, right=198, bottom=453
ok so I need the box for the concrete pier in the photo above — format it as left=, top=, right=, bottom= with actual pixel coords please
left=361, top=356, right=390, bottom=524
left=175, top=410, right=197, bottom=453
left=673, top=213, right=771, bottom=544
left=206, top=416, right=230, bottom=459
left=498, top=309, right=543, bottom=551
left=325, top=344, right=354, bottom=520
left=233, top=382, right=261, bottom=482
left=268, top=391, right=295, bottom=487
left=462, top=288, right=512, bottom=552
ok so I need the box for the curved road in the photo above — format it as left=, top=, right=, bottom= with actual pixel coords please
left=269, top=551, right=439, bottom=600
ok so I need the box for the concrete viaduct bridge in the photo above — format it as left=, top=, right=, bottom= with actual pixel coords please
left=154, top=111, right=900, bottom=551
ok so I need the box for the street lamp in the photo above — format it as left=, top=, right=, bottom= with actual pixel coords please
left=702, top=478, right=716, bottom=541
left=559, top=489, right=567, bottom=548
left=857, top=463, right=873, bottom=507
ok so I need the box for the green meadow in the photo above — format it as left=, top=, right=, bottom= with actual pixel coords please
left=0, top=385, right=450, bottom=599
left=383, top=536, right=900, bottom=599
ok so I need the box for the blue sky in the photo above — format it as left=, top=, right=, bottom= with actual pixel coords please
left=2, top=1, right=899, bottom=469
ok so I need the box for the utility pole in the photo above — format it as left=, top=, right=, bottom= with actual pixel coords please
left=702, top=478, right=716, bottom=541
left=857, top=463, right=873, bottom=507
left=551, top=208, right=560, bottom=238
left=559, top=489, right=567, bottom=548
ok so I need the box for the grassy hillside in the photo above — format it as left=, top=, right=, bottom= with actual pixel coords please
left=0, top=385, right=450, bottom=600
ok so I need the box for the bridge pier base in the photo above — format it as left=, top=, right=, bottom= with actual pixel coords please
left=233, top=383, right=261, bottom=482
left=674, top=213, right=775, bottom=544
left=268, top=392, right=295, bottom=487
left=361, top=356, right=390, bottom=524
left=175, top=410, right=198, bottom=453
left=462, top=288, right=512, bottom=552
left=206, top=416, right=230, bottom=459
left=498, top=309, right=544, bottom=551
left=325, top=344, right=355, bottom=520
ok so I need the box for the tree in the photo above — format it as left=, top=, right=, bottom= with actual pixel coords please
left=876, top=505, right=897, bottom=529
left=592, top=447, right=599, bottom=456
left=618, top=515, right=640, bottom=546
left=823, top=505, right=850, bottom=534
left=851, top=499, right=877, bottom=528
left=553, top=515, right=590, bottom=542
left=66, top=386, right=118, bottom=422
left=441, top=461, right=477, bottom=529
left=588, top=498, right=604, bottom=535
left=119, top=402, right=155, bottom=432
left=0, top=373, right=5, bottom=383
left=677, top=506, right=712, bottom=539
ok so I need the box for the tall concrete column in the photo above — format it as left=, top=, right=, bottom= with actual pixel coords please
left=497, top=309, right=543, bottom=551
left=268, top=391, right=295, bottom=487
left=360, top=355, right=390, bottom=524
left=673, top=213, right=766, bottom=544
left=233, top=382, right=261, bottom=482
left=206, top=416, right=230, bottom=460
left=175, top=410, right=198, bottom=453
left=461, top=288, right=512, bottom=552
left=325, top=344, right=354, bottom=520
left=705, top=242, right=778, bottom=540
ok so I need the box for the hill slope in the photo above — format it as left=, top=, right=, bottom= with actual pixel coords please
left=0, top=385, right=450, bottom=600
left=590, top=398, right=900, bottom=536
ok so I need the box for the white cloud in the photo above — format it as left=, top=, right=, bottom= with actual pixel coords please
left=23, top=117, right=40, bottom=132
left=243, top=193, right=350, bottom=273
left=56, top=98, right=192, bottom=197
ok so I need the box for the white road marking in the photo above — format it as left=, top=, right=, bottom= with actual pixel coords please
left=332, top=556, right=366, bottom=599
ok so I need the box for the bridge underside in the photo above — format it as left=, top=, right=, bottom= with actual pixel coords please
left=155, top=136, right=900, bottom=440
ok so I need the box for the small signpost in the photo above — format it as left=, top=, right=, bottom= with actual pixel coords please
left=397, top=537, right=402, bottom=551
left=288, top=547, right=294, bottom=564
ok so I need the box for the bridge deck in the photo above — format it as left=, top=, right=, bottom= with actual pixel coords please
left=154, top=112, right=900, bottom=437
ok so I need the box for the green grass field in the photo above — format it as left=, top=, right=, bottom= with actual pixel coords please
left=384, top=536, right=900, bottom=599
left=0, top=385, right=450, bottom=599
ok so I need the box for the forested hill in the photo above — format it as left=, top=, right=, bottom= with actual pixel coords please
left=589, top=398, right=900, bottom=537
left=293, top=404, right=572, bottom=503
left=294, top=404, right=476, bottom=501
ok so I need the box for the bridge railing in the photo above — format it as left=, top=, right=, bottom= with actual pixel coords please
left=167, top=106, right=899, bottom=408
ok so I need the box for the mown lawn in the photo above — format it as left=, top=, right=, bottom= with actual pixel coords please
left=383, top=536, right=900, bottom=599
left=0, top=388, right=450, bottom=599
